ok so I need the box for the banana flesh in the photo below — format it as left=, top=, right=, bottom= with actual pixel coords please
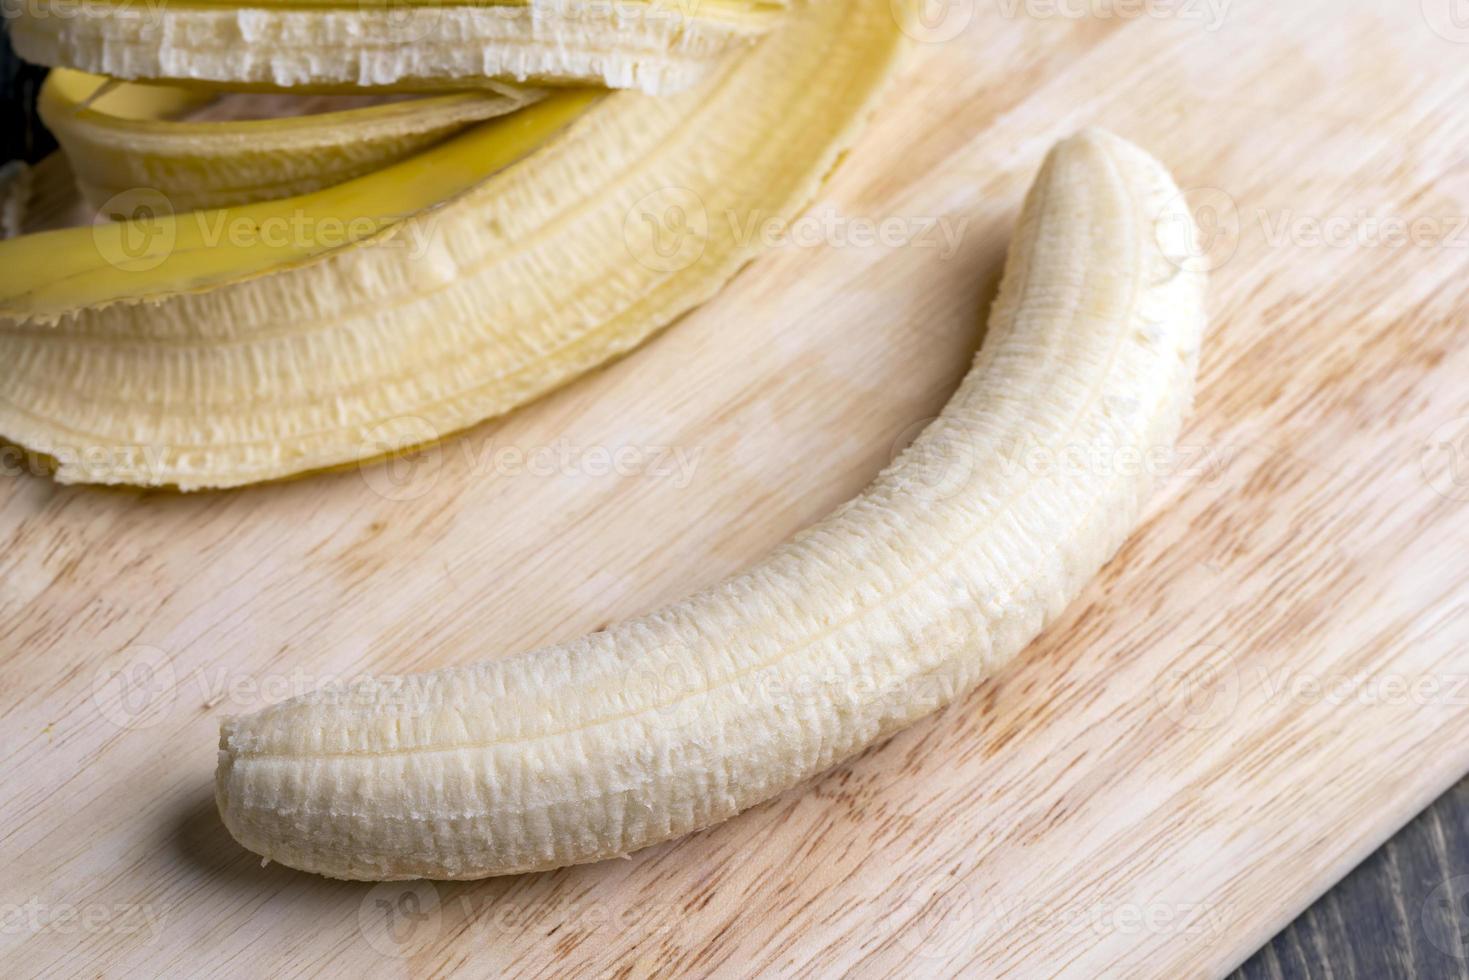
left=6, top=0, right=786, bottom=95
left=0, top=0, right=907, bottom=489
left=39, top=68, right=545, bottom=211
left=215, top=130, right=1209, bottom=880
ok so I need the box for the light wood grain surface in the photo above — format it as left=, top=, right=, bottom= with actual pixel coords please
left=4, top=0, right=1469, bottom=976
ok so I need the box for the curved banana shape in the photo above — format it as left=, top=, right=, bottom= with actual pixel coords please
left=6, top=0, right=785, bottom=95
left=0, top=0, right=905, bottom=489
left=215, top=130, right=1209, bottom=880
left=39, top=68, right=543, bottom=211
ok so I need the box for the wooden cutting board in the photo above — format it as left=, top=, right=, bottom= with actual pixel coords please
left=5, top=0, right=1468, bottom=975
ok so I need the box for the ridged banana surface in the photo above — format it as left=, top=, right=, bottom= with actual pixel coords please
left=215, top=130, right=1209, bottom=880
left=0, top=0, right=905, bottom=488
left=39, top=69, right=544, bottom=210
left=6, top=0, right=786, bottom=95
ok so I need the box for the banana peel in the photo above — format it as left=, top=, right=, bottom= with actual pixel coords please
left=40, top=68, right=546, bottom=211
left=0, top=0, right=908, bottom=489
left=6, top=0, right=788, bottom=95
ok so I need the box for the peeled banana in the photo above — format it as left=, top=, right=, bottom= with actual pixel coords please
left=214, top=130, right=1209, bottom=880
left=5, top=0, right=786, bottom=95
left=39, top=68, right=544, bottom=211
left=0, top=0, right=905, bottom=488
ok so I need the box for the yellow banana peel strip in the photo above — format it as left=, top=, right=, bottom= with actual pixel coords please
left=0, top=0, right=907, bottom=489
left=0, top=91, right=598, bottom=315
left=40, top=68, right=546, bottom=211
left=6, top=0, right=788, bottom=95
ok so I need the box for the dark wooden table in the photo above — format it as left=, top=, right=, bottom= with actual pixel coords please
left=1232, top=777, right=1469, bottom=980
left=4, top=23, right=1467, bottom=980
